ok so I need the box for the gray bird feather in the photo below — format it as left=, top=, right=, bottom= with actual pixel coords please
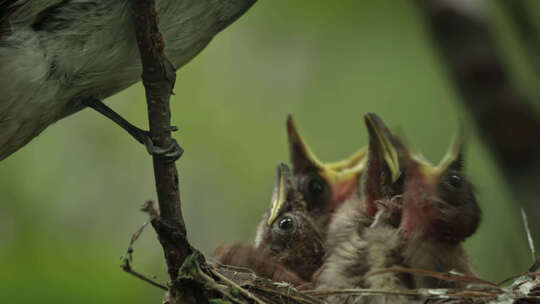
left=317, top=203, right=412, bottom=304
left=0, top=0, right=256, bottom=160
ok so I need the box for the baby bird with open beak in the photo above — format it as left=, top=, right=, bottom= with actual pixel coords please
left=316, top=113, right=409, bottom=304
left=286, top=115, right=367, bottom=233
left=399, top=133, right=481, bottom=288
left=214, top=163, right=325, bottom=285
left=253, top=162, right=326, bottom=282
left=213, top=116, right=368, bottom=284
left=318, top=117, right=481, bottom=303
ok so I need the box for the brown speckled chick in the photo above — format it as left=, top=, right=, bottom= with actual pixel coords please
left=214, top=163, right=325, bottom=285
left=253, top=163, right=326, bottom=282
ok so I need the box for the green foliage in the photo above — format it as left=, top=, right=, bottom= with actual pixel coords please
left=178, top=252, right=201, bottom=278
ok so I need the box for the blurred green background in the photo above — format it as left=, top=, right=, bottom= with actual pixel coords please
left=1, top=1, right=537, bottom=303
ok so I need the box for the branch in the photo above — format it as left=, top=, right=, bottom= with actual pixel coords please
left=130, top=0, right=196, bottom=301
left=129, top=1, right=261, bottom=303
left=131, top=0, right=182, bottom=224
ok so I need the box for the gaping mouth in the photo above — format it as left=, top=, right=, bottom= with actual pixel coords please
left=267, top=163, right=292, bottom=226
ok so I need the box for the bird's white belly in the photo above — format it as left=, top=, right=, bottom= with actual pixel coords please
left=0, top=0, right=255, bottom=160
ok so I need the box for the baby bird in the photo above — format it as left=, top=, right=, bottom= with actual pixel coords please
left=324, top=113, right=403, bottom=253
left=214, top=163, right=325, bottom=284
left=253, top=163, right=326, bottom=282
left=211, top=242, right=306, bottom=286
left=316, top=113, right=410, bottom=304
left=399, top=133, right=481, bottom=288
left=214, top=116, right=368, bottom=285
left=318, top=121, right=481, bottom=304
left=286, top=115, right=367, bottom=234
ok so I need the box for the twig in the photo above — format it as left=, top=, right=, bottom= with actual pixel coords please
left=305, top=288, right=439, bottom=297
left=125, top=219, right=148, bottom=261
left=120, top=200, right=167, bottom=291
left=368, top=266, right=500, bottom=288
left=210, top=267, right=268, bottom=304
left=124, top=201, right=155, bottom=262
left=250, top=286, right=324, bottom=304
left=498, top=271, right=540, bottom=286
left=211, top=261, right=258, bottom=277
left=521, top=208, right=536, bottom=262
left=195, top=268, right=245, bottom=304
left=121, top=258, right=168, bottom=291
left=307, top=287, right=502, bottom=301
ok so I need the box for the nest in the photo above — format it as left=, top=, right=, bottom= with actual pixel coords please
left=126, top=204, right=540, bottom=304
left=204, top=260, right=540, bottom=304
left=147, top=250, right=540, bottom=304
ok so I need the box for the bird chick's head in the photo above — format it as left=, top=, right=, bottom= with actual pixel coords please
left=361, top=113, right=404, bottom=219
left=254, top=163, right=325, bottom=281
left=286, top=115, right=367, bottom=218
left=400, top=134, right=481, bottom=245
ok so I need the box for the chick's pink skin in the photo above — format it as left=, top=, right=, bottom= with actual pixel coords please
left=362, top=154, right=384, bottom=217
left=396, top=156, right=480, bottom=288
left=329, top=177, right=360, bottom=210
left=362, top=184, right=378, bottom=217
left=400, top=168, right=439, bottom=238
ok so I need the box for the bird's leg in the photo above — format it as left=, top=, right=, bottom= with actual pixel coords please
left=83, top=98, right=183, bottom=162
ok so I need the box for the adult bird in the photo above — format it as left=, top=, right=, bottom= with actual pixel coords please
left=0, top=0, right=256, bottom=160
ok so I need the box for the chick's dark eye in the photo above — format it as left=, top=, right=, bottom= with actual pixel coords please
left=308, top=177, right=325, bottom=196
left=278, top=217, right=294, bottom=230
left=446, top=174, right=462, bottom=189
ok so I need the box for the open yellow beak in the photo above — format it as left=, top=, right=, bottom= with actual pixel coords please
left=365, top=113, right=401, bottom=183
left=415, top=131, right=464, bottom=178
left=286, top=115, right=368, bottom=205
left=267, top=163, right=291, bottom=226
